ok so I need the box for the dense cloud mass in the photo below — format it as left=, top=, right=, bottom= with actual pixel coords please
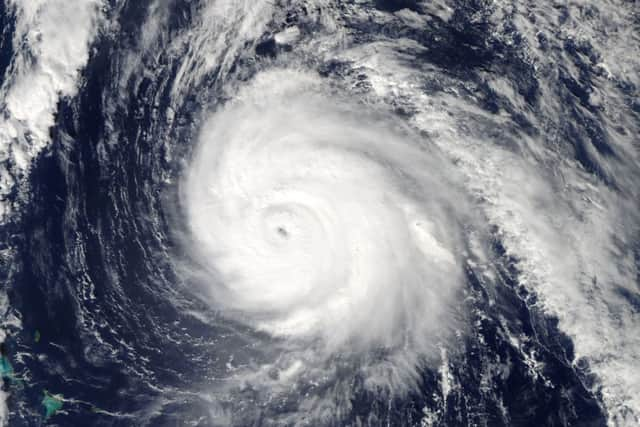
left=184, top=71, right=469, bottom=349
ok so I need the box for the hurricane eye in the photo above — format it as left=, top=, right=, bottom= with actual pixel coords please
left=276, top=226, right=289, bottom=239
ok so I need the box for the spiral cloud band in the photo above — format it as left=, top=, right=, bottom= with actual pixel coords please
left=184, top=70, right=469, bottom=353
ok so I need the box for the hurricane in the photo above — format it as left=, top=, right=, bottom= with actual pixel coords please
left=184, top=70, right=468, bottom=346
left=0, top=0, right=639, bottom=426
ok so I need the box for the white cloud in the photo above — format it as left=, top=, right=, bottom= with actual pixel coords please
left=342, top=36, right=640, bottom=425
left=182, top=69, right=474, bottom=396
left=0, top=0, right=103, bottom=219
